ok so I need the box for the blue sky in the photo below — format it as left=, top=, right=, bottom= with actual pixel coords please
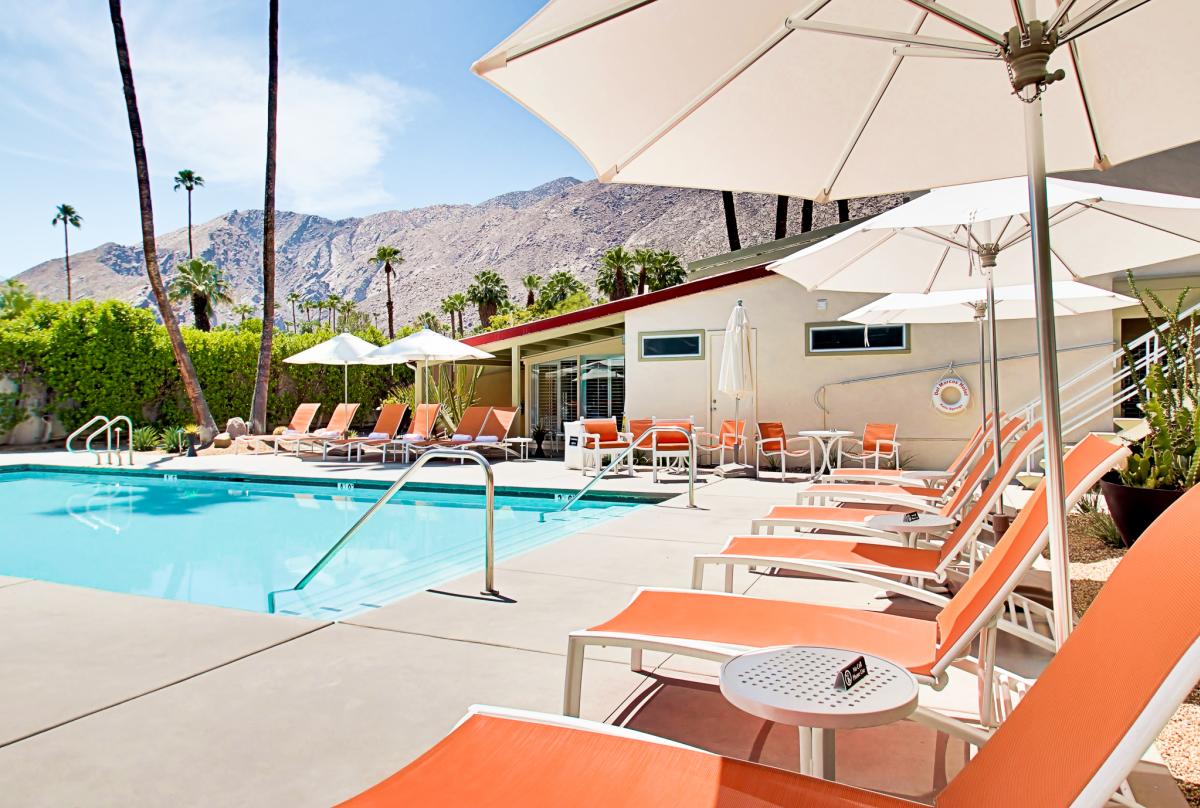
left=0, top=0, right=589, bottom=276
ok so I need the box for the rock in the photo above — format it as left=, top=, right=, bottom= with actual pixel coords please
left=225, top=417, right=248, bottom=438
left=273, top=426, right=287, bottom=436
left=213, top=432, right=232, bottom=449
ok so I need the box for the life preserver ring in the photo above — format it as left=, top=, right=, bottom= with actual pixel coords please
left=932, top=377, right=971, bottom=415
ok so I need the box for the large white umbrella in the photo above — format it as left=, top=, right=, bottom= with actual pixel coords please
left=842, top=280, right=1137, bottom=470
left=476, top=0, right=1200, bottom=645
left=363, top=328, right=494, bottom=402
left=283, top=332, right=379, bottom=404
left=717, top=299, right=755, bottom=467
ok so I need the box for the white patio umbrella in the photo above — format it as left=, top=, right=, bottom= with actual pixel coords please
left=842, top=280, right=1137, bottom=470
left=363, top=328, right=494, bottom=402
left=283, top=332, right=379, bottom=404
left=475, top=0, right=1200, bottom=646
left=717, top=299, right=755, bottom=469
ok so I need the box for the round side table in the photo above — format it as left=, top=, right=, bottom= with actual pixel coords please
left=720, top=645, right=918, bottom=780
left=865, top=512, right=955, bottom=548
left=795, top=430, right=854, bottom=478
left=506, top=436, right=534, bottom=462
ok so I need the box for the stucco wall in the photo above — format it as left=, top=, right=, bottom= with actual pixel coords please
left=623, top=274, right=1134, bottom=469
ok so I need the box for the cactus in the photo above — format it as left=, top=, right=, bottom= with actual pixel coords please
left=1119, top=271, right=1199, bottom=490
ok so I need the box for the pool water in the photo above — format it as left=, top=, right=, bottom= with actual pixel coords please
left=0, top=470, right=642, bottom=619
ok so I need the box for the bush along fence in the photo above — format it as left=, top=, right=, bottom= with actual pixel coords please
left=0, top=299, right=411, bottom=436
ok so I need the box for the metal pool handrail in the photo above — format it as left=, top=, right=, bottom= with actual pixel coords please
left=69, top=414, right=134, bottom=466
left=267, top=448, right=497, bottom=614
left=558, top=425, right=697, bottom=512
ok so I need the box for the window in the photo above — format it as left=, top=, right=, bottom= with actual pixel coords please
left=806, top=323, right=908, bottom=354
left=639, top=331, right=704, bottom=360
left=581, top=356, right=625, bottom=419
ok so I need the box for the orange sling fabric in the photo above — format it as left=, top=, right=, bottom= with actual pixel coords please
left=288, top=403, right=320, bottom=432
left=938, top=484, right=1200, bottom=807
left=757, top=422, right=787, bottom=453
left=722, top=536, right=942, bottom=574
left=582, top=418, right=619, bottom=442
left=862, top=423, right=897, bottom=453
left=341, top=713, right=924, bottom=808
left=409, top=403, right=440, bottom=438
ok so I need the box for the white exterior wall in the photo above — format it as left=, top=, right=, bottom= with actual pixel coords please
left=623, top=274, right=1130, bottom=469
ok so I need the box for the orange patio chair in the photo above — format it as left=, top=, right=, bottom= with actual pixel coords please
left=460, top=407, right=519, bottom=459
left=754, top=421, right=812, bottom=482
left=839, top=422, right=900, bottom=469
left=696, top=419, right=745, bottom=466
left=562, top=435, right=1128, bottom=719
left=580, top=417, right=632, bottom=476
left=649, top=417, right=694, bottom=482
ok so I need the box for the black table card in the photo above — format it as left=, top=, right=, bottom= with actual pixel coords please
left=833, top=655, right=868, bottom=691
left=903, top=511, right=921, bottom=523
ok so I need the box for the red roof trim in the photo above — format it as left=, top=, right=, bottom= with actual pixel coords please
left=463, top=265, right=773, bottom=347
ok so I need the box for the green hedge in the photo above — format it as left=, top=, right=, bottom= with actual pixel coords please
left=0, top=299, right=410, bottom=431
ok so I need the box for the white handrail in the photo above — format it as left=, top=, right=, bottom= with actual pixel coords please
left=558, top=425, right=697, bottom=511
left=72, top=415, right=134, bottom=466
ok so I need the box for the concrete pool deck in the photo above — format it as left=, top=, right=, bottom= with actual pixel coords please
left=0, top=449, right=1185, bottom=806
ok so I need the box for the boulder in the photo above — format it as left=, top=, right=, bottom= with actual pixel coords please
left=213, top=432, right=232, bottom=449
left=225, top=417, right=249, bottom=439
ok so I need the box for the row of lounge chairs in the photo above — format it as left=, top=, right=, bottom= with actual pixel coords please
left=338, top=417, right=1200, bottom=806
left=232, top=402, right=520, bottom=463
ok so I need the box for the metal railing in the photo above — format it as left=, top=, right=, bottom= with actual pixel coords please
left=558, top=425, right=697, bottom=512
left=267, top=448, right=497, bottom=613
left=67, top=415, right=133, bottom=466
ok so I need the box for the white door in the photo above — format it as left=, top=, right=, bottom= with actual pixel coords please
left=708, top=330, right=757, bottom=434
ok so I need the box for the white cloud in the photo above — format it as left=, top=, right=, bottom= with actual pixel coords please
left=0, top=0, right=428, bottom=212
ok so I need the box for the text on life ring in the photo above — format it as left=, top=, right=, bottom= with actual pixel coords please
left=932, top=378, right=970, bottom=415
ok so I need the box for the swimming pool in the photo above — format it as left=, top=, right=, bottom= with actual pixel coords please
left=0, top=468, right=647, bottom=619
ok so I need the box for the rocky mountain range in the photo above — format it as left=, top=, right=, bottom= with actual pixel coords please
left=15, top=178, right=903, bottom=329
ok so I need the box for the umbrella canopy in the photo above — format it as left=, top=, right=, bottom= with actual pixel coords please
left=770, top=178, right=1200, bottom=293
left=718, top=300, right=754, bottom=465
left=842, top=281, right=1137, bottom=324
left=283, top=332, right=380, bottom=403
left=363, top=328, right=494, bottom=365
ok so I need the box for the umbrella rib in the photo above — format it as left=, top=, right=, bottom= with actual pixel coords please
left=910, top=227, right=971, bottom=250
left=1076, top=200, right=1200, bottom=245
left=787, top=19, right=997, bottom=55
left=1009, top=0, right=1029, bottom=37
left=1064, top=40, right=1107, bottom=167
left=484, top=0, right=660, bottom=67
left=1048, top=0, right=1087, bottom=31
left=921, top=245, right=952, bottom=294
left=997, top=203, right=1090, bottom=251
left=1061, top=0, right=1152, bottom=42
left=1049, top=245, right=1082, bottom=280
left=899, top=1, right=1005, bottom=45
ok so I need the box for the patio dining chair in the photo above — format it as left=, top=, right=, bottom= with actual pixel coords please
left=580, top=417, right=632, bottom=476
left=696, top=419, right=745, bottom=467
left=754, top=421, right=812, bottom=482
left=337, top=474, right=1200, bottom=806
left=648, top=417, right=694, bottom=483
left=838, top=422, right=900, bottom=469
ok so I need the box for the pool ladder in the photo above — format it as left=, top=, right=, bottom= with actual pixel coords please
left=556, top=425, right=697, bottom=512
left=267, top=448, right=497, bottom=613
left=66, top=415, right=134, bottom=466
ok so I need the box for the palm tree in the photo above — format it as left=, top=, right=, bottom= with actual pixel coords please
left=109, top=0, right=216, bottom=443
left=597, top=246, right=635, bottom=301
left=249, top=0, right=279, bottom=434
left=286, top=291, right=301, bottom=330
left=172, top=170, right=204, bottom=258
left=231, top=302, right=255, bottom=323
left=441, top=294, right=465, bottom=338
left=326, top=293, right=343, bottom=331
left=538, top=270, right=585, bottom=309
left=632, top=248, right=656, bottom=295
left=51, top=204, right=82, bottom=301
left=648, top=250, right=687, bottom=291
left=299, top=300, right=315, bottom=328
left=466, top=270, right=509, bottom=327
left=521, top=274, right=542, bottom=307
left=413, top=311, right=443, bottom=333
left=168, top=258, right=231, bottom=331
left=369, top=245, right=403, bottom=339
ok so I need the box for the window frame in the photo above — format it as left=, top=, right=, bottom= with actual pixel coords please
left=638, top=330, right=706, bottom=362
left=804, top=322, right=910, bottom=356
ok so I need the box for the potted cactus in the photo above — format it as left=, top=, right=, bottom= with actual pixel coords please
left=1099, top=274, right=1197, bottom=545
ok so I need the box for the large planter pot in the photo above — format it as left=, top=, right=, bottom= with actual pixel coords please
left=1099, top=472, right=1186, bottom=546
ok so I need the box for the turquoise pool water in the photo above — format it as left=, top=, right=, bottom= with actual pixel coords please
left=0, top=469, right=643, bottom=618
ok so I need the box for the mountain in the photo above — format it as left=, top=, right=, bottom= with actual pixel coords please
left=14, top=178, right=904, bottom=329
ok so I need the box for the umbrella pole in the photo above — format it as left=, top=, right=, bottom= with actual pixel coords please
left=976, top=314, right=989, bottom=459
left=344, top=364, right=349, bottom=404
left=985, top=271, right=1004, bottom=473
left=1023, top=92, right=1072, bottom=648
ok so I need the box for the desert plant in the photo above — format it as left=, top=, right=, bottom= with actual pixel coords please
left=427, top=364, right=484, bottom=430
left=173, top=169, right=205, bottom=258
left=521, top=274, right=542, bottom=306
left=369, top=245, right=403, bottom=338
left=1075, top=489, right=1124, bottom=548
left=1119, top=271, right=1200, bottom=490
left=130, top=425, right=160, bottom=451
left=158, top=425, right=187, bottom=453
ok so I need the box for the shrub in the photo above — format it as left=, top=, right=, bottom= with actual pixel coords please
left=158, top=426, right=187, bottom=453
left=1075, top=489, right=1124, bottom=549
left=129, top=425, right=159, bottom=452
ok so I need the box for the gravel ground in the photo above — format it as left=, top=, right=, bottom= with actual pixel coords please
left=1069, top=515, right=1200, bottom=806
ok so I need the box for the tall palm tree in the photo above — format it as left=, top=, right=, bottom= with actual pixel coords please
left=632, top=248, right=656, bottom=296
left=440, top=294, right=464, bottom=338
left=326, top=293, right=343, bottom=330
left=369, top=245, right=403, bottom=339
left=338, top=299, right=360, bottom=330
left=286, top=291, right=301, bottom=330
left=108, top=0, right=216, bottom=443
left=466, top=269, right=509, bottom=327
left=172, top=170, right=204, bottom=258
left=647, top=250, right=687, bottom=291
left=539, top=270, right=585, bottom=309
left=413, top=311, right=442, bottom=333
left=521, top=273, right=542, bottom=307
left=249, top=0, right=279, bottom=434
left=231, top=302, right=255, bottom=323
left=51, top=204, right=82, bottom=301
left=598, top=246, right=635, bottom=301
left=168, top=258, right=231, bottom=331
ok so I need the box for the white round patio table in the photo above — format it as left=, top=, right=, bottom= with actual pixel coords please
left=720, top=645, right=918, bottom=781
left=506, top=436, right=534, bottom=462
left=795, top=430, right=854, bottom=478
left=865, top=512, right=955, bottom=548
left=898, top=469, right=954, bottom=483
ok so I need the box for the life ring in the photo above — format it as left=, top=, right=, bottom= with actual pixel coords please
left=932, top=377, right=971, bottom=415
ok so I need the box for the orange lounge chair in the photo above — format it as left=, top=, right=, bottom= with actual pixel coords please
left=387, top=403, right=442, bottom=463
left=838, top=422, right=900, bottom=469
left=457, top=407, right=519, bottom=459
left=233, top=402, right=320, bottom=454
left=338, top=473, right=1200, bottom=807
left=692, top=426, right=1045, bottom=611
left=563, top=435, right=1128, bottom=718
left=320, top=403, right=408, bottom=462
left=418, top=405, right=492, bottom=452
left=284, top=403, right=359, bottom=455
left=754, top=421, right=813, bottom=482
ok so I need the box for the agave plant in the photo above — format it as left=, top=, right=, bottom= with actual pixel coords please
left=1119, top=271, right=1200, bottom=490
left=130, top=425, right=160, bottom=452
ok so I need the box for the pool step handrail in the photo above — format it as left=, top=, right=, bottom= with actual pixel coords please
left=267, top=448, right=497, bottom=614
left=68, top=414, right=134, bottom=466
left=558, top=425, right=697, bottom=512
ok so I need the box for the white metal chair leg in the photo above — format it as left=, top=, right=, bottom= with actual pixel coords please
left=724, top=564, right=735, bottom=593
left=630, top=647, right=643, bottom=672
left=563, top=636, right=586, bottom=717
left=977, top=622, right=999, bottom=728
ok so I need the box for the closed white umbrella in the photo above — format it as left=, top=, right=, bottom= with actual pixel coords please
left=717, top=299, right=754, bottom=468
left=363, top=328, right=495, bottom=403
left=476, top=0, right=1200, bottom=645
left=283, top=332, right=379, bottom=404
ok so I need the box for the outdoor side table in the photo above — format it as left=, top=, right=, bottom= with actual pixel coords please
left=795, top=430, right=854, bottom=478
left=899, top=469, right=954, bottom=483
left=865, top=512, right=955, bottom=549
left=506, top=436, right=533, bottom=462
left=720, top=645, right=918, bottom=781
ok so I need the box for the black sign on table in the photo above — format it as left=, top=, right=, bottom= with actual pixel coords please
left=903, top=511, right=921, bottom=523
left=833, top=655, right=869, bottom=691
